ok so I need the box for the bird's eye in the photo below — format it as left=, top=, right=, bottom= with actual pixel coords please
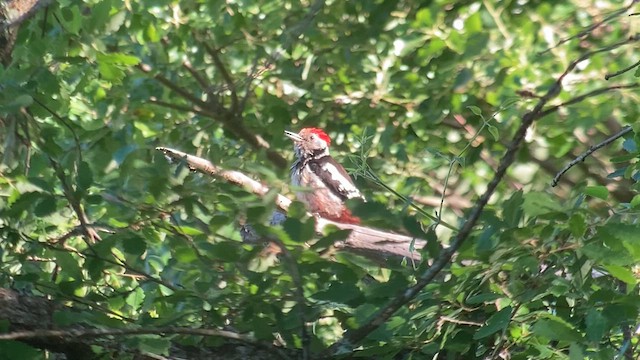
left=310, top=134, right=316, bottom=140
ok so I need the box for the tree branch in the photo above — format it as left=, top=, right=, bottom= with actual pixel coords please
left=136, top=63, right=209, bottom=109
left=551, top=126, right=633, bottom=187
left=202, top=42, right=239, bottom=114
left=605, top=59, right=640, bottom=80
left=155, top=147, right=424, bottom=263
left=0, top=326, right=253, bottom=342
left=538, top=0, right=638, bottom=55
left=182, top=59, right=217, bottom=101
left=539, top=83, right=639, bottom=118
left=325, top=32, right=639, bottom=356
left=0, top=0, right=52, bottom=32
left=48, top=158, right=101, bottom=244
left=140, top=63, right=288, bottom=169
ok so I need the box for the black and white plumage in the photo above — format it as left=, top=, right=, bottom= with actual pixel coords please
left=285, top=128, right=364, bottom=224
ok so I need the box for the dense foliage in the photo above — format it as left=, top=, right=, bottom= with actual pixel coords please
left=1, top=0, right=639, bottom=358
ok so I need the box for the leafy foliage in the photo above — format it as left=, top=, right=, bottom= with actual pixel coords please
left=1, top=0, right=639, bottom=358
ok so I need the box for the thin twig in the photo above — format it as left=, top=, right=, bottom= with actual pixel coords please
left=142, top=67, right=288, bottom=168
left=202, top=42, right=239, bottom=114
left=182, top=60, right=210, bottom=91
left=239, top=55, right=261, bottom=113
left=490, top=304, right=522, bottom=360
left=136, top=63, right=209, bottom=108
left=39, top=238, right=183, bottom=293
left=605, top=59, right=640, bottom=80
left=539, top=83, right=639, bottom=118
left=551, top=126, right=632, bottom=187
left=438, top=316, right=483, bottom=327
left=48, top=159, right=101, bottom=244
left=538, top=0, right=638, bottom=55
left=554, top=34, right=640, bottom=88
left=31, top=97, right=82, bottom=162
left=148, top=98, right=216, bottom=117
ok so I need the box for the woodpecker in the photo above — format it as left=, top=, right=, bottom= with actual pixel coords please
left=285, top=128, right=364, bottom=224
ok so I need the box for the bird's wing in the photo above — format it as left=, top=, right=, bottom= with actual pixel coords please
left=309, top=157, right=364, bottom=200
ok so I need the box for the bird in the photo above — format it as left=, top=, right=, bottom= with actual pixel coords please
left=284, top=127, right=365, bottom=224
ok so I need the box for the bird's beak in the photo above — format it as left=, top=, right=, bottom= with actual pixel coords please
left=284, top=130, right=303, bottom=142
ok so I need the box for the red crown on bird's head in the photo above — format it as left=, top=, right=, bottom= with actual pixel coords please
left=302, top=127, right=331, bottom=147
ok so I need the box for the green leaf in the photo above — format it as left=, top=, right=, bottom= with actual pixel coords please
left=474, top=306, right=512, bottom=339
left=174, top=245, right=198, bottom=263
left=122, top=233, right=147, bottom=257
left=174, top=226, right=204, bottom=236
left=312, top=227, right=352, bottom=250
left=466, top=293, right=501, bottom=305
left=99, top=53, right=141, bottom=66
left=33, top=194, right=57, bottom=217
left=487, top=125, right=499, bottom=141
left=622, top=138, right=637, bottom=153
left=202, top=242, right=241, bottom=262
left=585, top=308, right=607, bottom=342
left=630, top=194, right=640, bottom=208
left=312, top=281, right=362, bottom=306
left=9, top=94, right=33, bottom=108
left=77, top=161, right=93, bottom=192
left=286, top=201, right=308, bottom=219
left=126, top=287, right=145, bottom=310
left=55, top=251, right=83, bottom=280
left=468, top=105, right=482, bottom=116
left=282, top=217, right=315, bottom=243
left=532, top=318, right=582, bottom=342
left=0, top=340, right=41, bottom=360
left=583, top=186, right=608, bottom=200
left=98, top=62, right=126, bottom=82
left=569, top=343, right=585, bottom=360
left=522, top=192, right=563, bottom=217
left=59, top=6, right=82, bottom=34
left=136, top=337, right=170, bottom=356
left=567, top=213, right=586, bottom=237
left=602, top=264, right=637, bottom=285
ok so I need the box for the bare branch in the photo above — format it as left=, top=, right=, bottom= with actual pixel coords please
left=538, top=0, right=638, bottom=55
left=551, top=126, right=632, bottom=187
left=553, top=34, right=640, bottom=89
left=239, top=55, right=261, bottom=113
left=605, top=59, right=640, bottom=80
left=157, top=147, right=291, bottom=210
left=148, top=98, right=201, bottom=114
left=140, top=63, right=288, bottom=168
left=48, top=159, right=101, bottom=244
left=156, top=147, right=424, bottom=263
left=182, top=59, right=216, bottom=98
left=539, top=83, right=639, bottom=118
left=136, top=63, right=209, bottom=108
left=31, top=97, right=82, bottom=161
left=202, top=42, right=240, bottom=114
